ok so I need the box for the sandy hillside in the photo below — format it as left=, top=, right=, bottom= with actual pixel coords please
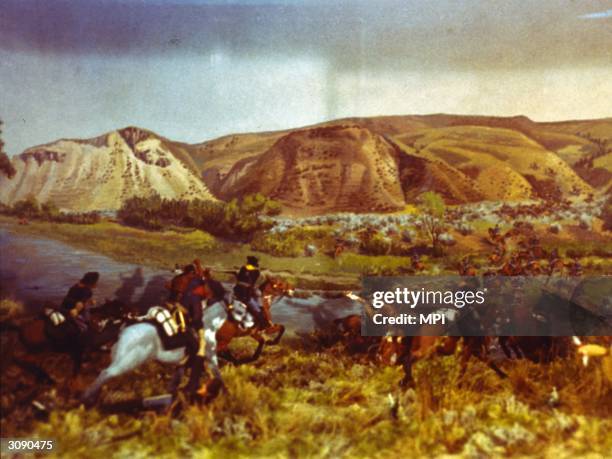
left=0, top=127, right=215, bottom=211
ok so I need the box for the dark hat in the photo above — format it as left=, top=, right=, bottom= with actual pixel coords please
left=247, top=256, right=259, bottom=267
left=81, top=272, right=100, bottom=286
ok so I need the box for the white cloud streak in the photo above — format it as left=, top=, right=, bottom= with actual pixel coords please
left=579, top=9, right=612, bottom=19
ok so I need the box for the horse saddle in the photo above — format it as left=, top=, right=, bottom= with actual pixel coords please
left=145, top=306, right=188, bottom=350
left=44, top=307, right=66, bottom=326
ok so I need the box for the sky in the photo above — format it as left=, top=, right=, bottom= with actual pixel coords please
left=1, top=0, right=611, bottom=154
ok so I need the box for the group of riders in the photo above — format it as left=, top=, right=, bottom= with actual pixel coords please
left=51, top=255, right=269, bottom=398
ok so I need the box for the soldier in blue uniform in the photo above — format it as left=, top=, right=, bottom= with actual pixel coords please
left=233, top=256, right=268, bottom=328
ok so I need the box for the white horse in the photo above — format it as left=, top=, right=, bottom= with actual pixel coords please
left=82, top=300, right=254, bottom=404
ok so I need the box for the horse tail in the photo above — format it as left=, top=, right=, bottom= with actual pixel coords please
left=0, top=318, right=47, bottom=350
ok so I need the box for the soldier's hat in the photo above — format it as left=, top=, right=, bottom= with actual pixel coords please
left=247, top=256, right=259, bottom=267
left=81, top=272, right=99, bottom=286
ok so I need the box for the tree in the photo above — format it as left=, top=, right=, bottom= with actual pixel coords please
left=12, top=195, right=40, bottom=218
left=223, top=193, right=279, bottom=241
left=41, top=200, right=60, bottom=219
left=418, top=191, right=446, bottom=254
left=0, top=120, right=16, bottom=179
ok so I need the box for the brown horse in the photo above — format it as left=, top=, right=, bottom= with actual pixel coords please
left=488, top=244, right=506, bottom=265
left=498, top=257, right=523, bottom=276
left=332, top=314, right=380, bottom=355
left=5, top=300, right=127, bottom=383
left=499, top=336, right=571, bottom=363
left=216, top=277, right=292, bottom=364
left=333, top=243, right=345, bottom=259
left=547, top=258, right=566, bottom=276
left=378, top=336, right=507, bottom=387
left=487, top=226, right=505, bottom=245
left=458, top=257, right=478, bottom=276
left=411, top=255, right=426, bottom=272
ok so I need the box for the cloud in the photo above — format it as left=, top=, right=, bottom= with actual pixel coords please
left=579, top=9, right=612, bottom=19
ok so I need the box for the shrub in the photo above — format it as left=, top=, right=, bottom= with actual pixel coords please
left=418, top=191, right=447, bottom=253
left=359, top=231, right=392, bottom=256
left=12, top=196, right=40, bottom=218
left=117, top=193, right=282, bottom=242
left=251, top=225, right=334, bottom=257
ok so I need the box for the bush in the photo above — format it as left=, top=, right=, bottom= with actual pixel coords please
left=222, top=194, right=279, bottom=241
left=251, top=225, right=334, bottom=257
left=0, top=197, right=100, bottom=224
left=251, top=232, right=304, bottom=257
left=117, top=193, right=282, bottom=242
left=359, top=231, right=392, bottom=255
left=12, top=196, right=40, bottom=218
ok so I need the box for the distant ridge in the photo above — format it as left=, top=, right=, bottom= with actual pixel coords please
left=2, top=114, right=610, bottom=214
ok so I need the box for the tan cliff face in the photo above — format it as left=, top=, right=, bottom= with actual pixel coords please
left=0, top=127, right=215, bottom=211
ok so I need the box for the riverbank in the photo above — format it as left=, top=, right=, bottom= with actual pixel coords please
left=0, top=216, right=362, bottom=291
left=2, top=215, right=610, bottom=295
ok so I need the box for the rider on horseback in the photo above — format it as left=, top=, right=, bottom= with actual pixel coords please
left=202, top=268, right=231, bottom=307
left=176, top=259, right=210, bottom=398
left=59, top=272, right=99, bottom=336
left=167, top=263, right=197, bottom=303
left=234, top=256, right=268, bottom=328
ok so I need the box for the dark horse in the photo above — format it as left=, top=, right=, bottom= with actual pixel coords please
left=216, top=277, right=292, bottom=364
left=5, top=300, right=127, bottom=384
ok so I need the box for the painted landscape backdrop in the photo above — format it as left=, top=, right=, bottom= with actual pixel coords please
left=2, top=114, right=610, bottom=214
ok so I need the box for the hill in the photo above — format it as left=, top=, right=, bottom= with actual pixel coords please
left=2, top=115, right=610, bottom=214
left=393, top=125, right=592, bottom=201
left=215, top=125, right=406, bottom=214
left=0, top=127, right=215, bottom=211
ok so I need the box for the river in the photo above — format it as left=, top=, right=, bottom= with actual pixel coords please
left=0, top=227, right=360, bottom=332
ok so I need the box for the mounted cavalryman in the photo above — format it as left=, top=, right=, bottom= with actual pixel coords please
left=167, top=263, right=197, bottom=303
left=202, top=267, right=230, bottom=307
left=178, top=259, right=211, bottom=398
left=234, top=256, right=268, bottom=328
left=58, top=271, right=100, bottom=345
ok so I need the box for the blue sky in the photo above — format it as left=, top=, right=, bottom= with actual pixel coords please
left=1, top=0, right=611, bottom=153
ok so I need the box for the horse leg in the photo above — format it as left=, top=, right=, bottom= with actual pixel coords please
left=13, top=356, right=54, bottom=385
left=218, top=349, right=239, bottom=365
left=458, top=344, right=471, bottom=381
left=82, top=341, right=152, bottom=405
left=224, top=334, right=265, bottom=365
left=499, top=337, right=514, bottom=359
left=82, top=365, right=121, bottom=406
left=511, top=342, right=525, bottom=359
left=265, top=324, right=285, bottom=345
left=203, top=329, right=224, bottom=393
left=399, top=355, right=415, bottom=388
left=473, top=338, right=507, bottom=379
left=240, top=334, right=265, bottom=364
left=71, top=349, right=83, bottom=376
left=485, top=359, right=508, bottom=378
left=169, top=366, right=185, bottom=396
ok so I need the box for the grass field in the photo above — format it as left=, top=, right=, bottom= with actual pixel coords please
left=1, top=325, right=610, bottom=458
left=1, top=215, right=611, bottom=458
